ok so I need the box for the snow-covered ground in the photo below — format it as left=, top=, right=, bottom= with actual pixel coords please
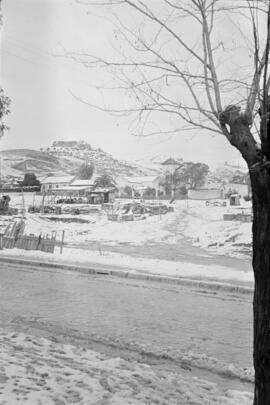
left=0, top=194, right=255, bottom=403
left=0, top=329, right=253, bottom=404
left=0, top=193, right=253, bottom=287
left=7, top=193, right=252, bottom=257
left=182, top=201, right=252, bottom=257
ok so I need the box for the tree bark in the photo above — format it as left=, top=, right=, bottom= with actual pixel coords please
left=219, top=107, right=270, bottom=403
left=251, top=169, right=270, bottom=404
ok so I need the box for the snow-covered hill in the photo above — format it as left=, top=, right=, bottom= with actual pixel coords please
left=0, top=142, right=157, bottom=182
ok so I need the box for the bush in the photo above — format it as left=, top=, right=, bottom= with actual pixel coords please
left=20, top=173, right=40, bottom=187
left=77, top=162, right=94, bottom=179
left=123, top=185, right=133, bottom=197
left=143, top=187, right=156, bottom=198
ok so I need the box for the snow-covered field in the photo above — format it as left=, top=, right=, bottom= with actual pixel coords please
left=7, top=193, right=252, bottom=257
left=0, top=193, right=253, bottom=286
left=0, top=329, right=253, bottom=405
left=183, top=202, right=252, bottom=257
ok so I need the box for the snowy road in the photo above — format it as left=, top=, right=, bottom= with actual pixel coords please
left=0, top=261, right=253, bottom=388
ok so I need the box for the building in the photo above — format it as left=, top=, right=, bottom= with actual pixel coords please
left=53, top=179, right=95, bottom=198
left=119, top=175, right=161, bottom=197
left=225, top=182, right=249, bottom=197
left=40, top=175, right=75, bottom=193
left=159, top=158, right=183, bottom=196
left=70, top=178, right=94, bottom=188
left=188, top=183, right=225, bottom=200
left=160, top=158, right=181, bottom=175
left=88, top=187, right=116, bottom=204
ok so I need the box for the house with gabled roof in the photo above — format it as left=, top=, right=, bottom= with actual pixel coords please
left=117, top=175, right=161, bottom=197
left=40, top=175, right=75, bottom=193
left=161, top=158, right=182, bottom=174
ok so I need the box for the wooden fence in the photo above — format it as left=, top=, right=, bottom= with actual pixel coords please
left=0, top=221, right=65, bottom=254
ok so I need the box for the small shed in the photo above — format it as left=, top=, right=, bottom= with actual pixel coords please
left=88, top=187, right=116, bottom=204
left=229, top=194, right=241, bottom=206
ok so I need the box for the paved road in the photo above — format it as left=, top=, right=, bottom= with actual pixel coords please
left=0, top=261, right=253, bottom=385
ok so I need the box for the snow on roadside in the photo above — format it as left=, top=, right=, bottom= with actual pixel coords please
left=0, top=246, right=254, bottom=285
left=0, top=329, right=253, bottom=404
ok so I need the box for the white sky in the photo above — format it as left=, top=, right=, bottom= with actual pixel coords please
left=1, top=0, right=250, bottom=168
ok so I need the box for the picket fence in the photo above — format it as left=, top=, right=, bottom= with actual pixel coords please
left=0, top=221, right=65, bottom=254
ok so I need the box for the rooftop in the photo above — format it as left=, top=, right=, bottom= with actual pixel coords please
left=125, top=176, right=160, bottom=184
left=71, top=179, right=95, bottom=187
left=41, top=176, right=75, bottom=184
left=161, top=158, right=180, bottom=166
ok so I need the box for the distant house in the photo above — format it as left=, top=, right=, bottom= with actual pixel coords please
left=188, top=183, right=225, bottom=200
left=88, top=187, right=116, bottom=204
left=41, top=175, right=75, bottom=193
left=53, top=178, right=95, bottom=197
left=225, top=182, right=249, bottom=197
left=70, top=178, right=95, bottom=188
left=159, top=158, right=183, bottom=196
left=52, top=141, right=78, bottom=148
left=119, top=175, right=161, bottom=197
left=160, top=158, right=181, bottom=174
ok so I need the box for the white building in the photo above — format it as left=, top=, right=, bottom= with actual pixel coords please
left=188, top=188, right=224, bottom=200
left=160, top=158, right=181, bottom=175
left=118, top=175, right=161, bottom=197
left=225, top=182, right=249, bottom=197
left=188, top=182, right=225, bottom=200
left=40, top=175, right=75, bottom=193
left=70, top=179, right=95, bottom=188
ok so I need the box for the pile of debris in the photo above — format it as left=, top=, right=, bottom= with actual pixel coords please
left=107, top=201, right=174, bottom=222
left=28, top=204, right=101, bottom=215
left=223, top=208, right=253, bottom=222
left=0, top=195, right=18, bottom=215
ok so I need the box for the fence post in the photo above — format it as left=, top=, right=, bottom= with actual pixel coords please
left=60, top=230, right=65, bottom=254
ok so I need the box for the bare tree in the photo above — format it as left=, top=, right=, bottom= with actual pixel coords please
left=70, top=1, right=270, bottom=402
left=0, top=1, right=10, bottom=138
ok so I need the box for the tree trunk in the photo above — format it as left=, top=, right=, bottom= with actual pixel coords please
left=251, top=169, right=270, bottom=404
left=221, top=109, right=270, bottom=403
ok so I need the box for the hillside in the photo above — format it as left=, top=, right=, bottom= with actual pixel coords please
left=0, top=142, right=246, bottom=185
left=211, top=163, right=248, bottom=184
left=0, top=149, right=78, bottom=181
left=0, top=143, right=157, bottom=182
left=46, top=140, right=157, bottom=177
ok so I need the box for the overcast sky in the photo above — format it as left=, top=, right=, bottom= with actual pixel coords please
left=1, top=0, right=249, bottom=168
